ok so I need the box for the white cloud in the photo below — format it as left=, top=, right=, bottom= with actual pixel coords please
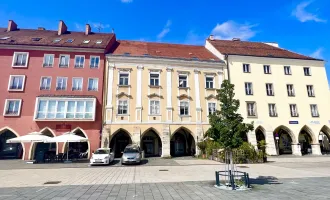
left=292, top=1, right=326, bottom=23
left=211, top=20, right=257, bottom=41
left=310, top=48, right=324, bottom=59
left=121, top=0, right=133, bottom=3
left=185, top=30, right=206, bottom=45
left=157, top=20, right=171, bottom=40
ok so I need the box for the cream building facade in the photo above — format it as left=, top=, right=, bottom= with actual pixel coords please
left=101, top=41, right=226, bottom=158
left=206, top=38, right=330, bottom=156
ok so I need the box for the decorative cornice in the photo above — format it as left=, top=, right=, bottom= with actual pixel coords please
left=177, top=94, right=192, bottom=100
left=116, top=92, right=132, bottom=98
left=217, top=71, right=223, bottom=75
left=149, top=69, right=162, bottom=73
left=194, top=69, right=200, bottom=74
left=147, top=93, right=163, bottom=98
left=117, top=68, right=132, bottom=72
left=137, top=65, right=144, bottom=70
left=166, top=67, right=173, bottom=72
left=177, top=70, right=190, bottom=75
left=0, top=44, right=104, bottom=53
left=204, top=72, right=216, bottom=76
left=108, top=63, right=115, bottom=69
left=205, top=94, right=217, bottom=100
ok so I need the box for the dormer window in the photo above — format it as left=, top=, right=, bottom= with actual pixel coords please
left=0, top=36, right=10, bottom=40
left=192, top=57, right=199, bottom=61
left=32, top=38, right=41, bottom=41
left=53, top=38, right=61, bottom=43
left=96, top=40, right=102, bottom=44
left=83, top=40, right=90, bottom=44
left=123, top=52, right=131, bottom=56
left=66, top=39, right=74, bottom=43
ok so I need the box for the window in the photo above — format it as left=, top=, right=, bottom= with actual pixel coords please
left=205, top=76, right=214, bottom=89
left=208, top=102, right=216, bottom=115
left=74, top=55, right=85, bottom=68
left=268, top=104, right=277, bottom=117
left=150, top=73, right=160, bottom=86
left=264, top=65, right=271, bottom=74
left=66, top=39, right=74, bottom=43
left=243, top=64, right=250, bottom=73
left=179, top=75, right=188, bottom=88
left=12, top=52, right=28, bottom=67
left=119, top=73, right=129, bottom=86
left=284, top=66, right=291, bottom=75
left=43, top=54, right=54, bottom=67
left=179, top=101, right=189, bottom=116
left=35, top=98, right=95, bottom=120
left=290, top=104, right=298, bottom=117
left=307, top=85, right=315, bottom=97
left=32, top=38, right=41, bottom=42
left=118, top=100, right=128, bottom=115
left=304, top=67, right=311, bottom=76
left=53, top=38, right=61, bottom=43
left=59, top=55, right=69, bottom=68
left=3, top=99, right=22, bottom=116
left=72, top=78, right=83, bottom=91
left=88, top=78, right=98, bottom=91
left=96, top=40, right=102, bottom=44
left=56, top=77, right=67, bottom=90
left=40, top=77, right=51, bottom=90
left=8, top=75, right=25, bottom=91
left=287, top=84, right=295, bottom=96
left=266, top=83, right=274, bottom=96
left=150, top=100, right=160, bottom=115
left=83, top=40, right=90, bottom=44
left=90, top=56, right=100, bottom=69
left=246, top=102, right=257, bottom=117
left=310, top=104, right=319, bottom=117
left=245, top=82, right=253, bottom=95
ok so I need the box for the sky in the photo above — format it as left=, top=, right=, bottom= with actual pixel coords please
left=0, top=0, right=329, bottom=79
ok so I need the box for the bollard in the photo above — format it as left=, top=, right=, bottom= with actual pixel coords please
left=229, top=170, right=235, bottom=190
left=215, top=171, right=220, bottom=186
left=246, top=173, right=250, bottom=188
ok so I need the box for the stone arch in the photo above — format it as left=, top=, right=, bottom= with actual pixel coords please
left=299, top=125, right=317, bottom=144
left=141, top=128, right=162, bottom=157
left=298, top=125, right=316, bottom=155
left=273, top=125, right=295, bottom=155
left=141, top=127, right=161, bottom=138
left=110, top=128, right=132, bottom=158
left=29, top=127, right=58, bottom=160
left=62, top=127, right=90, bottom=159
left=274, top=125, right=296, bottom=143
left=0, top=127, right=24, bottom=160
left=171, top=126, right=194, bottom=138
left=319, top=125, right=330, bottom=154
left=170, top=126, right=195, bottom=157
left=255, top=126, right=266, bottom=148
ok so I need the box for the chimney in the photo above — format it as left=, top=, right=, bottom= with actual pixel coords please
left=58, top=20, right=67, bottom=35
left=208, top=35, right=214, bottom=41
left=7, top=20, right=17, bottom=32
left=85, top=24, right=91, bottom=35
left=38, top=27, right=46, bottom=31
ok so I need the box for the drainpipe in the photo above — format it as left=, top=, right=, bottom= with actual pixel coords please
left=225, top=54, right=231, bottom=83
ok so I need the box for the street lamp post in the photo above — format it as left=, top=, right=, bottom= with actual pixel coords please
left=275, top=133, right=279, bottom=156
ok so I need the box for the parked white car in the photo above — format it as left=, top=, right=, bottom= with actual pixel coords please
left=90, top=148, right=114, bottom=166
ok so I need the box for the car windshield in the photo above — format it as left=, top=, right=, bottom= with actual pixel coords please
left=94, top=149, right=110, bottom=154
left=124, top=148, right=139, bottom=153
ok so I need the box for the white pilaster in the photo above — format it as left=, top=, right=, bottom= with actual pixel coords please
left=217, top=71, right=223, bottom=88
left=136, top=65, right=144, bottom=122
left=194, top=69, right=202, bottom=122
left=166, top=67, right=173, bottom=122
left=106, top=63, right=115, bottom=107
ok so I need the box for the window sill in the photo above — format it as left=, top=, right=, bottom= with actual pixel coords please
left=149, top=114, right=161, bottom=116
left=8, top=89, right=24, bottom=92
left=179, top=115, right=191, bottom=117
left=308, top=96, right=315, bottom=98
left=178, top=87, right=190, bottom=89
left=43, top=65, right=53, bottom=68
left=149, top=85, right=161, bottom=88
left=12, top=65, right=27, bottom=68
left=269, top=115, right=278, bottom=117
left=4, top=114, right=20, bottom=117
left=267, top=95, right=275, bottom=96
left=290, top=116, right=299, bottom=118
left=247, top=116, right=258, bottom=118
left=59, top=66, right=69, bottom=68
left=116, top=114, right=129, bottom=116
left=118, top=84, right=130, bottom=88
left=87, top=89, right=98, bottom=92
left=288, top=95, right=295, bottom=97
left=205, top=88, right=216, bottom=90
left=312, top=116, right=320, bottom=118
left=246, top=94, right=253, bottom=96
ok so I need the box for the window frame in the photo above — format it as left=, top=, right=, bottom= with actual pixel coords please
left=40, top=76, right=52, bottom=91
left=268, top=103, right=277, bottom=117
left=43, top=54, right=55, bottom=68
left=179, top=101, right=190, bottom=116
left=87, top=78, right=99, bottom=91
left=8, top=75, right=26, bottom=91
left=58, top=54, right=70, bottom=68
left=178, top=74, right=188, bottom=88
left=287, top=84, right=295, bottom=97
left=304, top=67, right=311, bottom=76
left=263, top=65, right=271, bottom=74
left=149, top=100, right=160, bottom=115
left=117, top=100, right=129, bottom=115
left=3, top=99, right=22, bottom=116
left=310, top=104, right=319, bottom=117
left=246, top=101, right=257, bottom=117
left=207, top=102, right=216, bottom=116
left=118, top=72, right=130, bottom=86
left=205, top=76, right=215, bottom=89
left=289, top=104, right=299, bottom=117
left=149, top=72, right=160, bottom=87
left=72, top=77, right=83, bottom=91
left=74, top=55, right=85, bottom=68
left=245, top=82, right=253, bottom=95
left=90, top=56, right=100, bottom=69
left=284, top=66, right=291, bottom=75
left=243, top=63, right=250, bottom=73
left=56, top=77, right=68, bottom=91
left=266, top=83, right=274, bottom=96
left=306, top=85, right=315, bottom=97
left=12, top=52, right=29, bottom=68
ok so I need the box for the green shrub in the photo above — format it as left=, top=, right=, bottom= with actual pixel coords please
left=206, top=141, right=222, bottom=156
left=197, top=141, right=207, bottom=155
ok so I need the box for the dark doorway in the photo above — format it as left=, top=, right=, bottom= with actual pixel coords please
left=0, top=130, right=23, bottom=159
left=299, top=131, right=312, bottom=155
left=65, top=129, right=89, bottom=159
left=33, top=129, right=56, bottom=160
left=256, top=129, right=265, bottom=150
left=320, top=129, right=330, bottom=155
left=110, top=130, right=132, bottom=158
left=274, top=128, right=293, bottom=155
left=170, top=128, right=195, bottom=157
left=141, top=130, right=162, bottom=157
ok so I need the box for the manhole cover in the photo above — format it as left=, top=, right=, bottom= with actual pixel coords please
left=44, top=181, right=61, bottom=185
left=159, top=169, right=169, bottom=171
left=237, top=166, right=249, bottom=168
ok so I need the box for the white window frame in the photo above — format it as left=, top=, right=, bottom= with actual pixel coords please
left=268, top=103, right=277, bottom=117
left=246, top=101, right=257, bottom=117
left=72, top=77, right=83, bottom=91
left=307, top=85, right=315, bottom=97
left=205, top=76, right=215, bottom=89
left=8, top=75, right=25, bottom=91
left=149, top=100, right=160, bottom=115
left=179, top=101, right=189, bottom=116
left=304, top=67, right=311, bottom=76
left=207, top=102, right=216, bottom=115
left=178, top=74, right=188, bottom=88
left=12, top=52, right=29, bottom=68
left=90, top=56, right=100, bottom=69
left=290, top=104, right=298, bottom=117
left=59, top=54, right=70, bottom=68
left=3, top=99, right=22, bottom=116
left=264, top=65, right=271, bottom=74
left=43, top=54, right=55, bottom=67
left=266, top=83, right=274, bottom=96
left=40, top=76, right=52, bottom=90
left=149, top=72, right=160, bottom=86
left=88, top=78, right=99, bottom=91
left=117, top=100, right=129, bottom=115
left=243, top=63, right=250, bottom=73
left=287, top=84, right=295, bottom=97
left=310, top=104, right=319, bottom=117
left=245, top=82, right=253, bottom=95
left=74, top=55, right=85, bottom=68
left=56, top=77, right=68, bottom=90
left=118, top=72, right=130, bottom=86
left=284, top=66, right=291, bottom=75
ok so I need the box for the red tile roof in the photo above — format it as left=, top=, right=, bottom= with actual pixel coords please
left=110, top=40, right=221, bottom=62
left=0, top=28, right=115, bottom=52
left=208, top=39, right=321, bottom=61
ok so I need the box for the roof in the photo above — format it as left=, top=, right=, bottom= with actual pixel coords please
left=110, top=40, right=221, bottom=62
left=0, top=28, right=115, bottom=51
left=208, top=39, right=322, bottom=61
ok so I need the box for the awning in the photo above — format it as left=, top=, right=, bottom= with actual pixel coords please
left=44, top=132, right=88, bottom=143
left=6, top=132, right=52, bottom=143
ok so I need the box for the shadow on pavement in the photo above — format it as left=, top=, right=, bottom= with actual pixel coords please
left=250, top=176, right=282, bottom=185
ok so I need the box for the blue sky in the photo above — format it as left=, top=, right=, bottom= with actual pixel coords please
left=0, top=0, right=329, bottom=79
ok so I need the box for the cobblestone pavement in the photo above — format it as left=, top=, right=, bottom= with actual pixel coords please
left=0, top=177, right=330, bottom=200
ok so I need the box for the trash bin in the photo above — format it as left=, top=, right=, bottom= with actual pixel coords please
left=141, top=150, right=145, bottom=159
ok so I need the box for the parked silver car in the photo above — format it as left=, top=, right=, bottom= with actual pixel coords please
left=121, top=144, right=141, bottom=165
